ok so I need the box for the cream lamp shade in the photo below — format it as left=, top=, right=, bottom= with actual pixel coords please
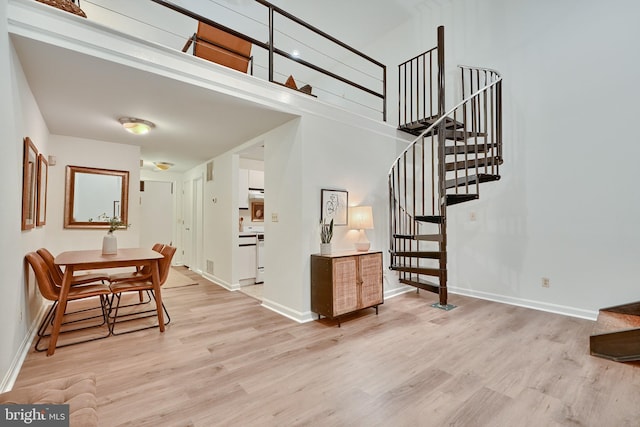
left=349, top=206, right=374, bottom=251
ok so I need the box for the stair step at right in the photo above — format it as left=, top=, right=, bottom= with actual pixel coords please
left=391, top=251, right=443, bottom=259
left=391, top=265, right=442, bottom=276
left=444, top=143, right=497, bottom=155
left=399, top=116, right=464, bottom=136
left=393, top=234, right=443, bottom=242
left=445, top=156, right=503, bottom=172
left=443, top=129, right=487, bottom=141
left=415, top=215, right=444, bottom=224
left=445, top=174, right=500, bottom=189
left=446, top=194, right=478, bottom=205
left=592, top=310, right=640, bottom=336
left=400, top=277, right=441, bottom=293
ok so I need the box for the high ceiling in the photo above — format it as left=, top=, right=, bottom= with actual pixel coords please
left=11, top=0, right=424, bottom=172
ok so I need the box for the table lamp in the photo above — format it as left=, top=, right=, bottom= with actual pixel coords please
left=349, top=206, right=374, bottom=251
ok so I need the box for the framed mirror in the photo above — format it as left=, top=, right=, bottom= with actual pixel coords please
left=64, top=165, right=129, bottom=229
left=21, top=137, right=38, bottom=230
left=36, top=154, right=48, bottom=226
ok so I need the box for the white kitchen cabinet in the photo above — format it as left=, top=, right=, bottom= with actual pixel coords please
left=248, top=170, right=264, bottom=190
left=238, top=168, right=249, bottom=209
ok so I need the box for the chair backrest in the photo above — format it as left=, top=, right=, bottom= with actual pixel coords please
left=36, top=248, right=64, bottom=287
left=137, top=243, right=165, bottom=276
left=193, top=22, right=252, bottom=73
left=158, top=245, right=177, bottom=286
left=25, top=252, right=60, bottom=302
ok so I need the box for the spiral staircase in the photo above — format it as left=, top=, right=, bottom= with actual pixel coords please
left=389, top=26, right=503, bottom=309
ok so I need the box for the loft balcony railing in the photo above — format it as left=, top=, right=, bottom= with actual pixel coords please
left=72, top=0, right=387, bottom=121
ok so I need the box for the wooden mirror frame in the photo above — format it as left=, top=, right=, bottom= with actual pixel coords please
left=36, top=153, right=48, bottom=226
left=21, top=137, right=38, bottom=230
left=64, top=165, right=129, bottom=229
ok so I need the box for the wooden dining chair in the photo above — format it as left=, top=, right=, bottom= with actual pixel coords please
left=108, top=245, right=177, bottom=335
left=25, top=252, right=112, bottom=352
left=37, top=248, right=110, bottom=287
left=109, top=243, right=164, bottom=305
left=182, top=22, right=253, bottom=74
left=108, top=243, right=164, bottom=284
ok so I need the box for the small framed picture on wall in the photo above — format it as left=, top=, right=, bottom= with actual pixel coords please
left=321, top=188, right=348, bottom=226
left=251, top=201, right=264, bottom=222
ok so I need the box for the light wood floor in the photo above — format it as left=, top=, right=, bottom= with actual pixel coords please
left=14, top=268, right=640, bottom=426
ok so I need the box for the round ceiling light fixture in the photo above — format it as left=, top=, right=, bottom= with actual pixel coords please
left=118, top=117, right=155, bottom=135
left=153, top=162, right=174, bottom=171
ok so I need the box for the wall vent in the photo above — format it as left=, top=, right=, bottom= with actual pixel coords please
left=206, top=260, right=214, bottom=274
left=206, top=161, right=214, bottom=182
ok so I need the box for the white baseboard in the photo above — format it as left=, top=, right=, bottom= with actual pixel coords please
left=449, top=286, right=598, bottom=321
left=0, top=303, right=49, bottom=393
left=261, top=297, right=315, bottom=323
left=200, top=272, right=238, bottom=291
left=384, top=285, right=415, bottom=299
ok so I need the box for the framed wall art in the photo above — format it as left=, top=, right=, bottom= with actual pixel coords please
left=22, top=137, right=38, bottom=230
left=251, top=201, right=264, bottom=222
left=321, top=188, right=348, bottom=226
left=36, top=153, right=48, bottom=226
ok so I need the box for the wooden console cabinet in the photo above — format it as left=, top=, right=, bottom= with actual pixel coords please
left=311, top=251, right=383, bottom=325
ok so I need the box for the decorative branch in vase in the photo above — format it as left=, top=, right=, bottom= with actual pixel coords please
left=320, top=218, right=333, bottom=255
left=97, top=213, right=129, bottom=254
left=95, top=212, right=129, bottom=232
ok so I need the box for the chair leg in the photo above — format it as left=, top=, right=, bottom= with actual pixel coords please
left=109, top=290, right=170, bottom=336
left=35, top=296, right=111, bottom=352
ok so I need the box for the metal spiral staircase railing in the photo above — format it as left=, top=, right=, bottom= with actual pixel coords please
left=389, top=26, right=503, bottom=308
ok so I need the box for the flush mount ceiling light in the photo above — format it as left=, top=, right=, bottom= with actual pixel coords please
left=153, top=162, right=174, bottom=171
left=118, top=117, right=155, bottom=135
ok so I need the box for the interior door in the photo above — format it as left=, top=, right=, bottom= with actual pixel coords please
left=140, top=181, right=173, bottom=248
left=182, top=179, right=193, bottom=268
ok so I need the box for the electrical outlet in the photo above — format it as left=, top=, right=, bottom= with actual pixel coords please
left=542, top=277, right=550, bottom=288
left=469, top=211, right=477, bottom=222
left=272, top=213, right=279, bottom=222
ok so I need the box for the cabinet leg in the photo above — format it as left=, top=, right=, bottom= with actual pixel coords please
left=375, top=305, right=379, bottom=315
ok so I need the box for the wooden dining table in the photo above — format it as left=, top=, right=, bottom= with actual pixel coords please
left=51, top=248, right=164, bottom=356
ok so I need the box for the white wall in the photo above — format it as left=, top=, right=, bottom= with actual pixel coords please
left=259, top=116, right=407, bottom=321
left=191, top=112, right=407, bottom=321
left=202, top=153, right=234, bottom=286
left=365, top=0, right=640, bottom=318
left=0, top=10, right=51, bottom=389
left=46, top=135, right=140, bottom=255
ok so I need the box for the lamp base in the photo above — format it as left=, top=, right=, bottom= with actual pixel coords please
left=354, top=242, right=370, bottom=252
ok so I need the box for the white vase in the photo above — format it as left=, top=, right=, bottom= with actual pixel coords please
left=320, top=242, right=332, bottom=255
left=102, top=232, right=117, bottom=255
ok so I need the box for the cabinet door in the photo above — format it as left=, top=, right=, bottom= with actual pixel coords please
left=248, top=170, right=264, bottom=189
left=238, top=243, right=256, bottom=280
left=358, top=253, right=383, bottom=309
left=238, top=168, right=249, bottom=209
left=332, top=257, right=359, bottom=315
